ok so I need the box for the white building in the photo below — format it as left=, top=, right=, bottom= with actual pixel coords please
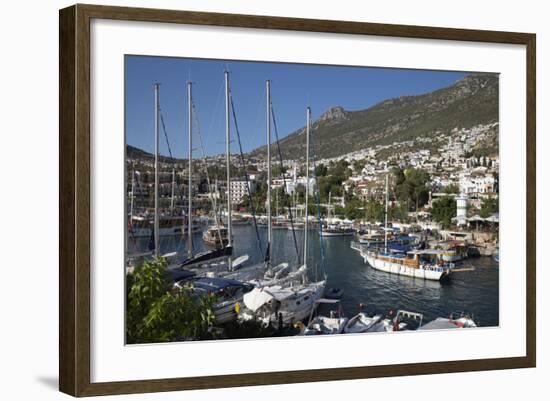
left=229, top=179, right=256, bottom=204
left=459, top=172, right=496, bottom=195
left=456, top=194, right=468, bottom=226
left=284, top=177, right=316, bottom=194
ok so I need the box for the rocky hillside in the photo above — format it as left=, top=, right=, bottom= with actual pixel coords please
left=251, top=73, right=499, bottom=160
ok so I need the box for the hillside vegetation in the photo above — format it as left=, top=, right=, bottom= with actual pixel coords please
left=251, top=73, right=499, bottom=160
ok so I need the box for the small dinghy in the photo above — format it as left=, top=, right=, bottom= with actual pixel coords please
left=344, top=313, right=383, bottom=334
left=302, top=298, right=348, bottom=335
left=366, top=310, right=423, bottom=332
left=231, top=254, right=250, bottom=270
left=323, top=287, right=344, bottom=300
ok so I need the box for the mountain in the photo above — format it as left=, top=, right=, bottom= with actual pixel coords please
left=126, top=144, right=186, bottom=164
left=251, top=73, right=499, bottom=160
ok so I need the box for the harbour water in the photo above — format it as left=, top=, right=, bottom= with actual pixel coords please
left=128, top=224, right=499, bottom=327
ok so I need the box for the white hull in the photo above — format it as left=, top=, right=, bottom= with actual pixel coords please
left=275, top=281, right=326, bottom=325
left=364, top=254, right=449, bottom=281
left=241, top=280, right=326, bottom=326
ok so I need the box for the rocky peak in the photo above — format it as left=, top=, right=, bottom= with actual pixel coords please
left=318, top=106, right=349, bottom=123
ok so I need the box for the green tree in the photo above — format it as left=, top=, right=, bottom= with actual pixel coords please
left=444, top=183, right=460, bottom=194
left=352, top=159, right=366, bottom=173
left=295, top=184, right=306, bottom=203
left=392, top=167, right=406, bottom=186
left=480, top=196, right=499, bottom=218
left=389, top=204, right=409, bottom=222
left=126, top=257, right=215, bottom=344
left=326, top=159, right=352, bottom=180
left=392, top=167, right=430, bottom=211
left=318, top=175, right=343, bottom=202
left=342, top=197, right=364, bottom=220
left=431, top=196, right=457, bottom=228
left=365, top=199, right=384, bottom=222
left=272, top=164, right=287, bottom=177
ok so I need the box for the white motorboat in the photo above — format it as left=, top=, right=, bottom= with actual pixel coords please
left=344, top=313, right=383, bottom=334
left=302, top=298, right=348, bottom=335
left=366, top=318, right=407, bottom=332
left=366, top=310, right=423, bottom=332
left=202, top=225, right=230, bottom=247
left=419, top=315, right=477, bottom=330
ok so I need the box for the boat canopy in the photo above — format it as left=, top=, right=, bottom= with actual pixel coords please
left=168, top=269, right=196, bottom=283
left=389, top=243, right=413, bottom=253
left=243, top=287, right=278, bottom=312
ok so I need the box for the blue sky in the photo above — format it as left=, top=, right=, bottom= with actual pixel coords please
left=125, top=56, right=467, bottom=158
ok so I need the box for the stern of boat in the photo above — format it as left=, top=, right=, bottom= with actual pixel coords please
left=439, top=268, right=452, bottom=283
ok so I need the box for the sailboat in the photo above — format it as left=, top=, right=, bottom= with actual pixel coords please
left=127, top=86, right=196, bottom=241
left=219, top=79, right=292, bottom=283
left=240, top=105, right=326, bottom=326
left=174, top=276, right=254, bottom=325
left=127, top=85, right=188, bottom=274
left=178, top=79, right=237, bottom=271
left=361, top=175, right=453, bottom=282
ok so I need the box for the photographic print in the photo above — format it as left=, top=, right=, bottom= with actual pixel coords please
left=124, top=56, right=499, bottom=344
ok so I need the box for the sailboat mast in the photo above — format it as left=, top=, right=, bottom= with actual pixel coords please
left=130, top=166, right=135, bottom=219
left=266, top=80, right=272, bottom=266
left=154, top=83, right=160, bottom=257
left=304, top=107, right=311, bottom=267
left=187, top=81, right=193, bottom=257
left=170, top=168, right=175, bottom=212
left=225, top=71, right=232, bottom=268
left=328, top=191, right=332, bottom=223
left=384, top=174, right=389, bottom=253
left=276, top=188, right=279, bottom=218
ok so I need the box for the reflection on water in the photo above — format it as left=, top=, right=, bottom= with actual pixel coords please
left=128, top=225, right=499, bottom=327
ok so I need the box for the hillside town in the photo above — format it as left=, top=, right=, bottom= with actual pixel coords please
left=127, top=121, right=499, bottom=252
